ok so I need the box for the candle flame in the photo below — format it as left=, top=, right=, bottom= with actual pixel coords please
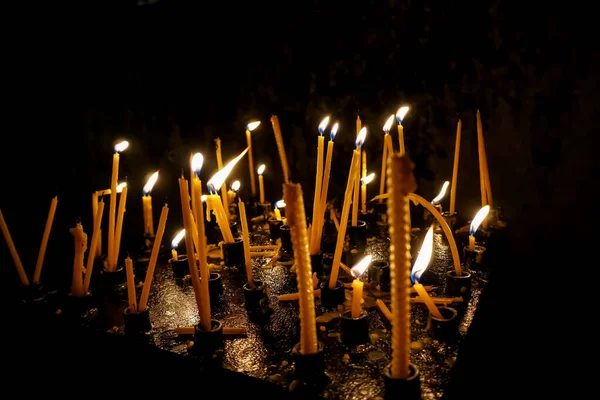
left=231, top=180, right=241, bottom=191
left=171, top=229, right=185, bottom=249
left=431, top=181, right=450, bottom=205
left=469, top=205, right=490, bottom=235
left=207, top=148, right=248, bottom=193
left=330, top=122, right=339, bottom=140
left=350, top=254, right=372, bottom=279
left=275, top=199, right=286, bottom=208
left=191, top=153, right=204, bottom=175
left=383, top=115, right=395, bottom=132
left=355, top=127, right=367, bottom=148
left=246, top=121, right=261, bottom=131
left=257, top=164, right=266, bottom=175
left=396, top=106, right=409, bottom=123
left=114, top=141, right=129, bottom=153
left=142, top=171, right=159, bottom=195
left=318, top=116, right=330, bottom=135
left=116, top=182, right=127, bottom=193
left=361, top=172, right=375, bottom=185
left=411, top=226, right=434, bottom=283
left=201, top=195, right=207, bottom=202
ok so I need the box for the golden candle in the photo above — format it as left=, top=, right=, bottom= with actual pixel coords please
left=396, top=107, right=409, bottom=155
left=274, top=207, right=282, bottom=220
left=315, top=122, right=337, bottom=248
left=361, top=173, right=375, bottom=214
left=125, top=256, right=137, bottom=312
left=138, top=203, right=168, bottom=311
left=171, top=229, right=185, bottom=261
left=32, top=195, right=58, bottom=283
left=330, top=206, right=339, bottom=231
left=93, top=189, right=109, bottom=257
left=238, top=199, right=255, bottom=287
left=246, top=121, right=261, bottom=196
left=214, top=138, right=230, bottom=218
left=283, top=182, right=318, bottom=355
left=352, top=149, right=361, bottom=226
left=449, top=119, right=462, bottom=214
left=142, top=171, right=159, bottom=235
left=70, top=222, right=87, bottom=297
left=111, top=182, right=128, bottom=271
left=229, top=180, right=240, bottom=205
left=190, top=153, right=204, bottom=222
left=350, top=255, right=372, bottom=318
left=356, top=114, right=361, bottom=135
left=410, top=225, right=443, bottom=319
left=468, top=205, right=490, bottom=250
left=310, top=117, right=328, bottom=254
left=380, top=115, right=395, bottom=203
left=387, top=153, right=416, bottom=379
left=0, top=209, right=30, bottom=286
left=476, top=111, right=488, bottom=206
left=328, top=128, right=366, bottom=289
left=108, top=141, right=128, bottom=273
left=476, top=111, right=493, bottom=205
left=83, top=200, right=105, bottom=294
left=258, top=164, right=266, bottom=204
left=270, top=115, right=290, bottom=183
left=413, top=282, right=443, bottom=318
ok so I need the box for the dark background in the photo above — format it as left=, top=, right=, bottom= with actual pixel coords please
left=1, top=0, right=592, bottom=397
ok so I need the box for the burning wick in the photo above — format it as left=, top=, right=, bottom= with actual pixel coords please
left=350, top=255, right=372, bottom=318
left=411, top=226, right=443, bottom=319
left=171, top=229, right=185, bottom=260
left=274, top=199, right=285, bottom=220
left=469, top=205, right=490, bottom=250
left=431, top=181, right=450, bottom=206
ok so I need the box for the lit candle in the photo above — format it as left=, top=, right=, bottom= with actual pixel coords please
left=83, top=200, right=105, bottom=294
left=361, top=173, right=375, bottom=213
left=387, top=153, right=416, bottom=379
left=328, top=128, right=366, bottom=289
left=468, top=205, right=490, bottom=250
left=92, top=188, right=109, bottom=257
left=315, top=122, right=338, bottom=247
left=245, top=121, right=261, bottom=197
left=238, top=199, right=255, bottom=288
left=214, top=138, right=230, bottom=219
left=0, top=209, right=30, bottom=286
left=171, top=229, right=185, bottom=260
left=228, top=180, right=240, bottom=205
left=283, top=182, right=318, bottom=354
left=142, top=171, right=159, bottom=236
left=352, top=128, right=367, bottom=226
left=70, top=222, right=88, bottom=297
left=476, top=111, right=493, bottom=206
left=431, top=181, right=450, bottom=212
left=395, top=106, right=409, bottom=155
left=108, top=141, right=128, bottom=274
left=380, top=115, right=395, bottom=203
left=274, top=199, right=285, bottom=221
left=257, top=164, right=266, bottom=204
left=270, top=115, right=290, bottom=183
left=410, top=226, right=443, bottom=319
left=139, top=203, right=169, bottom=312
left=125, top=256, right=137, bottom=312
left=361, top=150, right=367, bottom=211
left=190, top=153, right=204, bottom=225
left=350, top=255, right=372, bottom=318
left=310, top=116, right=329, bottom=254
left=449, top=119, right=462, bottom=215
left=111, top=182, right=128, bottom=271
left=33, top=195, right=58, bottom=283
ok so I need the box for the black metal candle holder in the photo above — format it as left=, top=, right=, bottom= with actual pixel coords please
left=267, top=219, right=283, bottom=241
left=243, top=280, right=269, bottom=310
left=99, top=267, right=126, bottom=299
left=347, top=220, right=368, bottom=252
left=445, top=270, right=472, bottom=299
left=368, top=260, right=390, bottom=291
left=208, top=272, right=224, bottom=298
left=343, top=248, right=364, bottom=268
left=427, top=306, right=459, bottom=342
left=222, top=238, right=245, bottom=268
left=340, top=310, right=370, bottom=345
left=310, top=252, right=323, bottom=276
left=134, top=257, right=149, bottom=282
left=193, top=319, right=224, bottom=354
left=292, top=341, right=326, bottom=383
left=170, top=255, right=189, bottom=279
left=63, top=293, right=94, bottom=319
left=122, top=307, right=152, bottom=335
left=319, top=280, right=345, bottom=308
left=463, top=245, right=486, bottom=271
left=383, top=363, right=422, bottom=400
left=280, top=224, right=293, bottom=253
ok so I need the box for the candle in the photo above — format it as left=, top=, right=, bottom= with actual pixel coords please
left=245, top=121, right=261, bottom=197
left=270, top=115, right=290, bottom=183
left=93, top=189, right=109, bottom=257
left=238, top=199, right=255, bottom=288
left=476, top=111, right=493, bottom=206
left=110, top=182, right=128, bottom=271
left=380, top=115, right=395, bottom=203
left=228, top=180, right=240, bottom=205
left=0, top=209, right=30, bottom=286
left=328, top=128, right=366, bottom=289
left=283, top=182, right=318, bottom=354
left=142, top=171, right=159, bottom=236
left=356, top=114, right=361, bottom=136
left=449, top=119, right=462, bottom=214
left=108, top=141, right=128, bottom=275
left=315, top=122, right=338, bottom=248
left=352, top=128, right=367, bottom=226
left=190, top=153, right=204, bottom=223
left=431, top=181, right=450, bottom=210
left=309, top=116, right=328, bottom=254
left=214, top=138, right=230, bottom=219
left=171, top=229, right=185, bottom=260
left=257, top=164, right=266, bottom=204
left=83, top=200, right=105, bottom=294
left=125, top=256, right=137, bottom=312
left=350, top=255, right=372, bottom=318
left=361, top=150, right=367, bottom=211
left=395, top=107, right=409, bottom=155
left=70, top=222, right=88, bottom=297
left=361, top=173, right=375, bottom=213
left=468, top=205, right=490, bottom=250
left=410, top=226, right=443, bottom=319
left=387, top=153, right=416, bottom=379
left=32, top=195, right=58, bottom=283
left=274, top=199, right=284, bottom=220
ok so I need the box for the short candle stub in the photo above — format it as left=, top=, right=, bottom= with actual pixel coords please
left=193, top=319, right=224, bottom=354
left=122, top=307, right=152, bottom=336
left=319, top=280, right=345, bottom=308
left=279, top=224, right=293, bottom=253
left=340, top=310, right=370, bottom=345
left=445, top=270, right=472, bottom=300
left=347, top=220, right=368, bottom=252
left=170, top=255, right=189, bottom=279
left=222, top=238, right=245, bottom=268
left=310, top=252, right=324, bottom=276
left=463, top=245, right=486, bottom=271
left=292, top=341, right=326, bottom=383
left=426, top=306, right=459, bottom=342
left=383, top=363, right=422, bottom=400
left=208, top=272, right=224, bottom=298
left=368, top=260, right=390, bottom=292
left=243, top=280, right=269, bottom=310
left=267, top=219, right=283, bottom=241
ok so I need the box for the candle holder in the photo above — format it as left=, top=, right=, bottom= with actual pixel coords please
left=445, top=270, right=472, bottom=299
left=170, top=255, right=189, bottom=279
left=280, top=225, right=293, bottom=253
left=222, top=238, right=245, bottom=268
left=20, top=281, right=46, bottom=304
left=340, top=310, right=370, bottom=345
left=99, top=267, right=126, bottom=298
left=122, top=307, right=152, bottom=335
left=243, top=280, right=269, bottom=310
left=319, top=280, right=345, bottom=308
left=292, top=341, right=326, bottom=383
left=310, top=252, right=323, bottom=276
left=441, top=211, right=458, bottom=231
left=427, top=306, right=459, bottom=342
left=463, top=245, right=486, bottom=271
left=134, top=257, right=149, bottom=283
left=208, top=272, right=224, bottom=298
left=193, top=319, right=224, bottom=354
left=347, top=220, right=368, bottom=252
left=267, top=219, right=283, bottom=241
left=63, top=293, right=95, bottom=319
left=383, top=363, right=421, bottom=400
left=368, top=260, right=390, bottom=292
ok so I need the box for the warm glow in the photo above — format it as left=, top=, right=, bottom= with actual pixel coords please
left=318, top=116, right=330, bottom=135
left=201, top=195, right=207, bottom=203
left=411, top=226, right=434, bottom=282
left=257, top=164, right=266, bottom=175
left=116, top=182, right=127, bottom=193
left=275, top=200, right=286, bottom=209
left=143, top=171, right=159, bottom=195
left=383, top=115, right=395, bottom=132
left=231, top=180, right=241, bottom=191
left=361, top=173, right=375, bottom=185
left=191, top=153, right=204, bottom=175
left=431, top=181, right=450, bottom=205
left=469, top=205, right=490, bottom=235
left=246, top=121, right=261, bottom=131
left=114, top=141, right=129, bottom=153
left=207, top=148, right=249, bottom=192
left=396, top=106, right=409, bottom=123
left=356, top=127, right=367, bottom=147
left=330, top=122, right=339, bottom=140
left=350, top=255, right=373, bottom=279
left=171, top=229, right=185, bottom=249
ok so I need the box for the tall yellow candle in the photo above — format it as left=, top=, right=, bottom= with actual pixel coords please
left=356, top=114, right=361, bottom=136
left=214, top=138, right=230, bottom=219
left=70, top=223, right=87, bottom=297
left=108, top=141, right=128, bottom=273
left=93, top=189, right=109, bottom=257
left=476, top=111, right=488, bottom=206
left=111, top=183, right=128, bottom=271
left=246, top=121, right=261, bottom=197
left=380, top=115, right=395, bottom=203
left=360, top=151, right=367, bottom=213
left=328, top=129, right=366, bottom=289
left=476, top=111, right=493, bottom=206
left=83, top=200, right=105, bottom=294
left=361, top=173, right=375, bottom=214
left=283, top=182, right=318, bottom=355
left=191, top=173, right=212, bottom=328
left=468, top=205, right=490, bottom=250
left=270, top=115, right=290, bottom=183
left=0, top=209, right=30, bottom=286
left=238, top=199, right=255, bottom=287
left=396, top=107, right=409, bottom=155
left=139, top=203, right=169, bottom=311
left=310, top=117, right=328, bottom=254
left=387, top=153, right=416, bottom=379
left=410, top=226, right=443, bottom=319
left=351, top=128, right=367, bottom=226
left=142, top=171, right=159, bottom=235
left=257, top=164, right=266, bottom=204
left=33, top=195, right=58, bottom=283
left=314, top=122, right=338, bottom=254
left=449, top=119, right=462, bottom=215
left=350, top=255, right=372, bottom=318
left=125, top=256, right=137, bottom=312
